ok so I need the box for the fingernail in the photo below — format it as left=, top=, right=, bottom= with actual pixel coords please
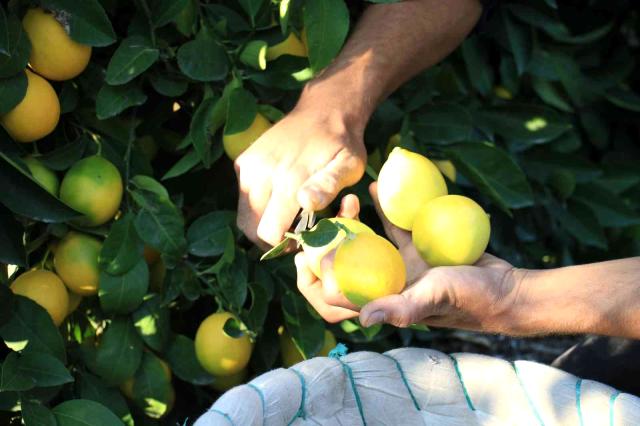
left=363, top=311, right=385, bottom=327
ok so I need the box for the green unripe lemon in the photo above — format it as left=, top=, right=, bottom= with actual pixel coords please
left=23, top=156, right=59, bottom=195
left=412, top=195, right=490, bottom=267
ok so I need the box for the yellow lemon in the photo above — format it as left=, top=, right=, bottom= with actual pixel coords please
left=377, top=147, right=448, bottom=230
left=10, top=269, right=69, bottom=326
left=22, top=8, right=92, bottom=81
left=266, top=33, right=307, bottom=61
left=223, top=113, right=271, bottom=161
left=278, top=326, right=336, bottom=367
left=211, top=369, right=248, bottom=392
left=23, top=156, right=59, bottom=195
left=433, top=159, right=456, bottom=183
left=1, top=70, right=60, bottom=143
left=412, top=195, right=490, bottom=267
left=302, top=217, right=375, bottom=279
left=195, top=312, right=252, bottom=376
left=54, top=232, right=102, bottom=295
left=333, top=233, right=406, bottom=307
left=59, top=155, right=123, bottom=226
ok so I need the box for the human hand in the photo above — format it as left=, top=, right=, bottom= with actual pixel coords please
left=297, top=182, right=520, bottom=334
left=234, top=103, right=366, bottom=249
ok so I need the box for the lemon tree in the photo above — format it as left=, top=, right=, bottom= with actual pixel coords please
left=0, top=0, right=639, bottom=424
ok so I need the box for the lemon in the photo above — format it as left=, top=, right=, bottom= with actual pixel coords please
left=22, top=8, right=92, bottom=81
left=333, top=233, right=406, bottom=307
left=302, top=217, right=375, bottom=279
left=23, top=156, right=59, bottom=195
left=278, top=326, right=336, bottom=367
left=493, top=85, right=513, bottom=100
left=66, top=290, right=82, bottom=316
left=412, top=195, right=490, bottom=267
left=377, top=147, right=448, bottom=230
left=223, top=113, right=271, bottom=161
left=54, top=232, right=102, bottom=295
left=195, top=312, right=252, bottom=376
left=266, top=33, right=307, bottom=61
left=433, top=159, right=456, bottom=183
left=59, top=155, right=123, bottom=226
left=0, top=70, right=60, bottom=143
left=211, top=369, right=248, bottom=392
left=10, top=269, right=69, bottom=326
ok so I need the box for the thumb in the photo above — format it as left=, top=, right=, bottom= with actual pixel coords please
left=297, top=150, right=365, bottom=211
left=359, top=294, right=421, bottom=328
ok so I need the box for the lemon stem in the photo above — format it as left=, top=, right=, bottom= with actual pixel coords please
left=284, top=232, right=301, bottom=241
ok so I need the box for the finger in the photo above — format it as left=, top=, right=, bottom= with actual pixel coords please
left=236, top=166, right=272, bottom=250
left=319, top=251, right=361, bottom=311
left=368, top=182, right=412, bottom=248
left=359, top=293, right=423, bottom=328
left=297, top=149, right=365, bottom=212
left=336, top=194, right=360, bottom=220
left=295, top=253, right=358, bottom=323
left=257, top=170, right=307, bottom=246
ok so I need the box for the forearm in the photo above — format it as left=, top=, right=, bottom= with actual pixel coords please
left=297, top=0, right=482, bottom=132
left=506, top=258, right=640, bottom=339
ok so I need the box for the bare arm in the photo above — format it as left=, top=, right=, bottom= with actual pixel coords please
left=507, top=258, right=640, bottom=339
left=236, top=0, right=482, bottom=247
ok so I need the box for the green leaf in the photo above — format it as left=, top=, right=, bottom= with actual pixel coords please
left=76, top=373, right=132, bottom=425
left=132, top=295, right=171, bottom=352
left=0, top=71, right=27, bottom=115
left=299, top=219, right=339, bottom=248
left=96, top=82, right=147, bottom=120
left=187, top=211, right=236, bottom=257
left=248, top=56, right=312, bottom=90
left=151, top=0, right=190, bottom=28
left=523, top=150, right=601, bottom=184
left=573, top=184, right=640, bottom=228
left=99, top=260, right=149, bottom=314
left=149, top=72, right=189, bottom=97
left=461, top=36, right=492, bottom=96
left=0, top=352, right=35, bottom=392
left=239, top=0, right=266, bottom=26
left=304, top=0, right=349, bottom=72
left=15, top=352, right=73, bottom=387
left=38, top=138, right=89, bottom=171
left=245, top=281, right=272, bottom=332
left=0, top=297, right=66, bottom=362
left=224, top=88, right=258, bottom=135
left=99, top=213, right=144, bottom=275
left=0, top=205, right=25, bottom=266
left=53, top=399, right=124, bottom=426
left=0, top=5, right=8, bottom=55
left=550, top=200, right=607, bottom=249
left=130, top=175, right=170, bottom=199
left=177, top=31, right=229, bottom=82
left=531, top=77, right=573, bottom=113
left=0, top=152, right=80, bottom=223
left=132, top=189, right=187, bottom=261
left=40, top=0, right=116, bottom=46
left=202, top=4, right=251, bottom=35
left=21, top=400, right=57, bottom=426
left=165, top=334, right=214, bottom=385
left=477, top=104, right=572, bottom=145
left=217, top=251, right=249, bottom=308
left=282, top=292, right=325, bottom=358
left=129, top=352, right=173, bottom=419
left=105, top=36, right=159, bottom=85
left=411, top=103, right=472, bottom=145
left=161, top=149, right=200, bottom=180
left=259, top=237, right=292, bottom=261
left=447, top=142, right=534, bottom=212
left=0, top=13, right=30, bottom=79
left=502, top=9, right=531, bottom=75
left=605, top=87, right=640, bottom=112
left=188, top=96, right=218, bottom=166
left=90, top=318, right=143, bottom=385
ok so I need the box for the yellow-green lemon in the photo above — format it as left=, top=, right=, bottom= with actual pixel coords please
left=377, top=147, right=448, bottom=230
left=195, top=312, right=253, bottom=376
left=53, top=232, right=102, bottom=295
left=59, top=155, right=123, bottom=226
left=333, top=233, right=406, bottom=307
left=412, top=195, right=490, bottom=267
left=223, top=113, right=271, bottom=161
left=23, top=156, right=59, bottom=195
